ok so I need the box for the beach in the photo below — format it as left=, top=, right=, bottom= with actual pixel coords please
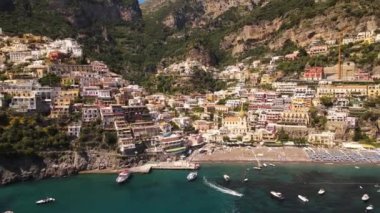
left=189, top=144, right=380, bottom=165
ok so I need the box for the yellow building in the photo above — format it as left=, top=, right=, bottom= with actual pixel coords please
left=61, top=76, right=77, bottom=87
left=260, top=74, right=273, bottom=85
left=54, top=95, right=75, bottom=107
left=367, top=84, right=380, bottom=98
left=317, top=85, right=368, bottom=98
left=280, top=110, right=309, bottom=125
left=222, top=113, right=248, bottom=135
left=291, top=98, right=312, bottom=111
left=60, top=89, right=80, bottom=99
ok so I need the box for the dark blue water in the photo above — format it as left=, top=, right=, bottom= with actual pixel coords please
left=0, top=164, right=379, bottom=213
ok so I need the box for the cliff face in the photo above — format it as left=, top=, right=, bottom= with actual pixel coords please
left=50, top=0, right=142, bottom=28
left=0, top=0, right=142, bottom=37
left=0, top=151, right=142, bottom=185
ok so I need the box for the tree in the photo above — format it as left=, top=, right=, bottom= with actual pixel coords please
left=320, top=96, right=333, bottom=107
left=277, top=128, right=289, bottom=142
left=353, top=127, right=364, bottom=141
left=38, top=73, right=61, bottom=87
left=105, top=132, right=117, bottom=146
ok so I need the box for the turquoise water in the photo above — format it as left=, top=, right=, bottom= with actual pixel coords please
left=1, top=164, right=379, bottom=213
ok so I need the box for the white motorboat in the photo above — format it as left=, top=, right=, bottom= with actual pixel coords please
left=362, top=194, right=370, bottom=202
left=36, top=197, right=55, bottom=205
left=355, top=166, right=360, bottom=169
left=318, top=189, right=325, bottom=195
left=298, top=195, right=309, bottom=202
left=269, top=163, right=276, bottom=167
left=263, top=163, right=268, bottom=167
left=187, top=172, right=198, bottom=181
left=360, top=186, right=363, bottom=189
left=253, top=166, right=262, bottom=170
left=366, top=205, right=374, bottom=211
left=270, top=191, right=284, bottom=200
left=223, top=174, right=230, bottom=182
left=116, top=170, right=131, bottom=184
left=243, top=178, right=248, bottom=182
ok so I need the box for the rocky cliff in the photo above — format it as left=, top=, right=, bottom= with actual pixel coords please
left=0, top=151, right=143, bottom=185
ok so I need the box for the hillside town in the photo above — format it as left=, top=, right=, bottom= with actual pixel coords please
left=1, top=27, right=380, bottom=165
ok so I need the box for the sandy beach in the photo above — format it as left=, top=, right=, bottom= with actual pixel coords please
left=189, top=146, right=311, bottom=163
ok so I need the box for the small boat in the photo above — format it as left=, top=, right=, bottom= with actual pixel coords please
left=270, top=191, right=284, bottom=200
left=318, top=189, right=325, bottom=195
left=366, top=205, right=374, bottom=211
left=187, top=172, right=198, bottom=181
left=36, top=197, right=55, bottom=205
left=253, top=166, right=262, bottom=170
left=362, top=194, right=370, bottom=202
left=269, top=163, right=276, bottom=167
left=263, top=163, right=268, bottom=167
left=223, top=174, right=230, bottom=182
left=374, top=184, right=379, bottom=188
left=360, top=186, right=364, bottom=189
left=355, top=166, right=360, bottom=169
left=298, top=195, right=309, bottom=202
left=116, top=170, right=131, bottom=184
left=377, top=189, right=380, bottom=193
left=243, top=178, right=248, bottom=182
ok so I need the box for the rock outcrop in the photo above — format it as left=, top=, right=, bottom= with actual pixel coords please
left=0, top=151, right=144, bottom=185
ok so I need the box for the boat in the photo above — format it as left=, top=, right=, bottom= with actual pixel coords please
left=243, top=178, right=248, bottom=182
left=223, top=174, right=230, bottom=182
left=187, top=172, right=198, bottom=181
left=366, top=205, right=374, bottom=211
left=318, top=189, right=325, bottom=195
left=116, top=170, right=131, bottom=184
left=362, top=194, right=370, bottom=202
left=263, top=163, right=268, bottom=167
left=269, top=163, right=276, bottom=167
left=360, top=186, right=364, bottom=189
left=298, top=195, right=309, bottom=202
left=270, top=191, right=285, bottom=200
left=355, top=166, right=360, bottom=169
left=36, top=197, right=55, bottom=205
left=253, top=166, right=262, bottom=170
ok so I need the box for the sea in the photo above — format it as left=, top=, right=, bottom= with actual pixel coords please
left=0, top=163, right=379, bottom=213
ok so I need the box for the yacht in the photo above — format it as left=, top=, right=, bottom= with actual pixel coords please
left=116, top=170, right=131, bottom=184
left=366, top=205, right=374, bottom=211
left=362, top=194, right=370, bottom=202
left=36, top=197, right=55, bottom=205
left=318, top=189, right=325, bottom=195
left=187, top=172, right=198, bottom=181
left=270, top=191, right=285, bottom=200
left=223, top=174, right=230, bottom=182
left=298, top=195, right=309, bottom=203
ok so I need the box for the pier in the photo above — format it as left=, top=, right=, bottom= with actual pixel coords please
left=79, top=161, right=199, bottom=175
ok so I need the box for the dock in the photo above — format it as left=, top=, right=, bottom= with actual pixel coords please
left=79, top=161, right=199, bottom=175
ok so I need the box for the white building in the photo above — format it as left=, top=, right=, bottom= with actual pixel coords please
left=308, top=131, right=336, bottom=147
left=82, top=105, right=99, bottom=122
left=67, top=122, right=82, bottom=138
left=9, top=93, right=37, bottom=112
left=9, top=51, right=32, bottom=63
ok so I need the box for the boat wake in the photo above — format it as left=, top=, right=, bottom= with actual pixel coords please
left=203, top=177, right=243, bottom=197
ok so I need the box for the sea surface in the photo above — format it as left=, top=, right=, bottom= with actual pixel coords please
left=1, top=164, right=379, bottom=213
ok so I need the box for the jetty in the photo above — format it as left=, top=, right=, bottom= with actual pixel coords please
left=79, top=161, right=199, bottom=174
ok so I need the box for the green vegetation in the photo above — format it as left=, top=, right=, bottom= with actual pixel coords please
left=0, top=111, right=71, bottom=156
left=38, top=73, right=61, bottom=87
left=320, top=96, right=334, bottom=108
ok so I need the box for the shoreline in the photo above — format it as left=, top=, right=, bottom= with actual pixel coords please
left=79, top=160, right=380, bottom=175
